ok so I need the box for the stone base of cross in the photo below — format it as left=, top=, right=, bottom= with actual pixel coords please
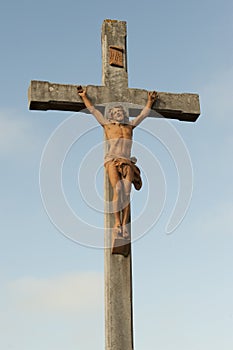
left=28, top=19, right=200, bottom=350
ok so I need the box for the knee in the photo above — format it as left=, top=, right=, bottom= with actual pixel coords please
left=124, top=185, right=131, bottom=198
left=123, top=178, right=132, bottom=198
left=124, top=191, right=131, bottom=199
left=115, top=181, right=122, bottom=195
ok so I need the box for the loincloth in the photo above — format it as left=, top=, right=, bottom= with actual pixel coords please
left=104, top=157, right=142, bottom=191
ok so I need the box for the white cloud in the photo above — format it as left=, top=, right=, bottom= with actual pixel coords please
left=6, top=272, right=103, bottom=314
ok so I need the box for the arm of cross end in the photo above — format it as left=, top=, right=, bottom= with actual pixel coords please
left=77, top=86, right=107, bottom=126
left=130, top=91, right=157, bottom=128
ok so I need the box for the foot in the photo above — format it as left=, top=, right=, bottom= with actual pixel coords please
left=112, top=224, right=122, bottom=240
left=122, top=225, right=130, bottom=240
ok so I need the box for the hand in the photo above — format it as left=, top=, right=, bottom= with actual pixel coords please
left=77, top=85, right=86, bottom=98
left=148, top=91, right=157, bottom=104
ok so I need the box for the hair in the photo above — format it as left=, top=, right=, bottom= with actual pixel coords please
left=107, top=105, right=129, bottom=123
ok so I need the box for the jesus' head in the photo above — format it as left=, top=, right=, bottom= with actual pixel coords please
left=108, top=105, right=129, bottom=124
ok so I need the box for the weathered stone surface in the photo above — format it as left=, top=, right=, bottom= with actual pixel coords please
left=28, top=80, right=84, bottom=112
left=28, top=80, right=200, bottom=122
left=102, top=20, right=128, bottom=90
left=103, top=19, right=134, bottom=350
left=128, top=88, right=200, bottom=121
left=104, top=246, right=133, bottom=350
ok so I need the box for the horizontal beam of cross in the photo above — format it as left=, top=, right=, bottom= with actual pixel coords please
left=28, top=80, right=200, bottom=122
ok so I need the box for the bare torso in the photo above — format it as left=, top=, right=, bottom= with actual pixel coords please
left=104, top=122, right=133, bottom=160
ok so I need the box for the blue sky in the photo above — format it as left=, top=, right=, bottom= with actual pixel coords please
left=1, top=0, right=233, bottom=349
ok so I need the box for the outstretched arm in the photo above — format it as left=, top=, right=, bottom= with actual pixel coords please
left=77, top=86, right=107, bottom=126
left=131, top=91, right=157, bottom=128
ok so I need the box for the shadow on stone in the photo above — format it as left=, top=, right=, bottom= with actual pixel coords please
left=112, top=237, right=130, bottom=257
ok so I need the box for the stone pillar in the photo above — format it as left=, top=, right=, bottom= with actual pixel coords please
left=102, top=19, right=134, bottom=350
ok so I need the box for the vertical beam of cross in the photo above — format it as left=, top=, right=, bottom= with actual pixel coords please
left=102, top=20, right=134, bottom=350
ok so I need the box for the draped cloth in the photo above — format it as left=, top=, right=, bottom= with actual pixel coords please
left=104, top=157, right=142, bottom=191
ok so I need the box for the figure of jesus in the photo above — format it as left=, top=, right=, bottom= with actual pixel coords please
left=77, top=86, right=157, bottom=240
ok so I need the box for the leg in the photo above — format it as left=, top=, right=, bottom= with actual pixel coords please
left=106, top=162, right=123, bottom=237
left=121, top=165, right=134, bottom=239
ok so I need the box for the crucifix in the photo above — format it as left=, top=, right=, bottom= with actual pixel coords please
left=28, top=19, right=200, bottom=350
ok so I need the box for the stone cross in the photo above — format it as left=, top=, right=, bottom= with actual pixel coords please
left=28, top=19, right=200, bottom=350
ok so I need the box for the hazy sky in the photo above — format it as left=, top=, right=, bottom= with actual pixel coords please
left=1, top=0, right=233, bottom=349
